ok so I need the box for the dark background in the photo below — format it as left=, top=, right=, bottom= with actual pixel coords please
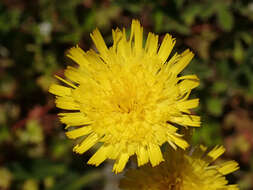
left=0, top=0, right=253, bottom=189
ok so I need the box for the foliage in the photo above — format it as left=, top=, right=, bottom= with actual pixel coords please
left=0, top=0, right=253, bottom=189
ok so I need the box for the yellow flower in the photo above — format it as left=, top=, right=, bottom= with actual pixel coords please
left=120, top=146, right=239, bottom=190
left=49, top=20, right=200, bottom=173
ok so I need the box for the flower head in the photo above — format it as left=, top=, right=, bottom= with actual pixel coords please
left=120, top=146, right=239, bottom=190
left=49, top=20, right=200, bottom=173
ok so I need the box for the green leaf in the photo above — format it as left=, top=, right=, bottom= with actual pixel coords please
left=154, top=11, right=164, bottom=32
left=217, top=6, right=234, bottom=31
left=233, top=40, right=244, bottom=62
left=164, top=17, right=190, bottom=35
left=240, top=32, right=253, bottom=45
left=192, top=121, right=222, bottom=146
left=207, top=97, right=223, bottom=116
left=0, top=126, right=11, bottom=143
left=10, top=160, right=67, bottom=180
left=211, top=81, right=228, bottom=94
left=22, top=179, right=39, bottom=190
left=182, top=4, right=202, bottom=25
left=173, top=0, right=185, bottom=8
left=48, top=171, right=102, bottom=190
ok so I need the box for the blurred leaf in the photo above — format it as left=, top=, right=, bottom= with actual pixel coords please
left=211, top=81, right=228, bottom=94
left=240, top=32, right=253, bottom=45
left=0, top=6, right=21, bottom=33
left=173, top=0, right=185, bottom=9
left=10, top=163, right=31, bottom=180
left=192, top=121, right=222, bottom=146
left=233, top=40, right=244, bottom=63
left=44, top=177, right=55, bottom=189
left=217, top=6, right=234, bottom=31
left=81, top=11, right=95, bottom=31
left=216, top=60, right=233, bottom=80
left=30, top=160, right=67, bottom=179
left=182, top=4, right=202, bottom=25
left=0, top=167, right=13, bottom=189
left=0, top=105, right=7, bottom=124
left=22, top=179, right=39, bottom=190
left=0, top=75, right=16, bottom=98
left=183, top=60, right=213, bottom=81
left=206, top=97, right=223, bottom=116
left=17, top=119, right=44, bottom=144
left=154, top=11, right=164, bottom=32
left=58, top=31, right=82, bottom=44
left=0, top=126, right=11, bottom=142
left=186, top=30, right=217, bottom=59
left=1, top=0, right=253, bottom=188
left=164, top=17, right=190, bottom=34
left=37, top=75, right=55, bottom=92
left=200, top=3, right=216, bottom=19
left=95, top=6, right=120, bottom=29
left=51, top=139, right=72, bottom=159
left=48, top=171, right=102, bottom=190
left=11, top=160, right=67, bottom=180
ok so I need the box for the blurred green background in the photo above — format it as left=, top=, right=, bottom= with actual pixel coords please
left=1, top=0, right=253, bottom=189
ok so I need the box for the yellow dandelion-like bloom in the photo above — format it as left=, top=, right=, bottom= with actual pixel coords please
left=49, top=20, right=200, bottom=173
left=120, top=146, right=239, bottom=190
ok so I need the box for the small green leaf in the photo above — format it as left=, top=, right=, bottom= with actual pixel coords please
left=211, top=81, right=228, bottom=94
left=0, top=167, right=13, bottom=189
left=207, top=97, right=223, bottom=116
left=233, top=40, right=244, bottom=62
left=182, top=4, right=202, bottom=25
left=192, top=121, right=222, bottom=146
left=22, top=179, right=39, bottom=190
left=154, top=11, right=164, bottom=32
left=217, top=7, right=234, bottom=31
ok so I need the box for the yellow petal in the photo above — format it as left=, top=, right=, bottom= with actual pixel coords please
left=145, top=32, right=158, bottom=56
left=136, top=145, right=149, bottom=166
left=131, top=19, right=143, bottom=55
left=107, top=143, right=121, bottom=160
left=208, top=146, right=225, bottom=161
left=49, top=84, right=72, bottom=97
left=170, top=115, right=201, bottom=127
left=113, top=152, right=130, bottom=174
left=178, top=74, right=199, bottom=81
left=64, top=66, right=85, bottom=84
left=170, top=49, right=194, bottom=75
left=73, top=133, right=99, bottom=154
left=177, top=99, right=199, bottom=113
left=59, top=112, right=92, bottom=126
left=167, top=134, right=189, bottom=150
left=158, top=34, right=175, bottom=64
left=218, top=161, right=239, bottom=175
left=54, top=75, right=77, bottom=89
left=66, top=126, right=93, bottom=139
left=55, top=96, right=80, bottom=110
left=67, top=46, right=90, bottom=67
left=88, top=145, right=112, bottom=166
left=90, top=28, right=108, bottom=57
left=178, top=79, right=199, bottom=95
left=148, top=144, right=164, bottom=167
left=112, top=28, right=123, bottom=51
